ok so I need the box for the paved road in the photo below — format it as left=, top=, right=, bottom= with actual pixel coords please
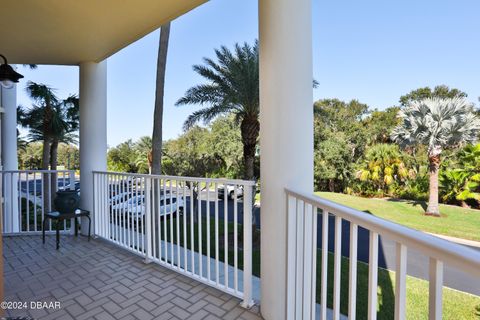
left=186, top=195, right=480, bottom=296
left=19, top=177, right=74, bottom=194
left=318, top=215, right=480, bottom=296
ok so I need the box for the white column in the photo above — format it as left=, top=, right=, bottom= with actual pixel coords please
left=1, top=85, right=20, bottom=233
left=259, top=0, right=313, bottom=318
left=79, top=61, right=107, bottom=235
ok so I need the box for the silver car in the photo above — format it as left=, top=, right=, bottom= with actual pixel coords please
left=110, top=194, right=184, bottom=217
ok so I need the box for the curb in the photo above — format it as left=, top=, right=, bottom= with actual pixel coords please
left=426, top=232, right=480, bottom=249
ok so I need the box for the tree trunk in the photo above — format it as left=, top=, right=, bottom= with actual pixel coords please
left=41, top=137, right=51, bottom=170
left=50, top=139, right=58, bottom=170
left=460, top=200, right=470, bottom=208
left=426, top=154, right=441, bottom=216
left=151, top=22, right=171, bottom=176
left=42, top=137, right=52, bottom=214
left=50, top=139, right=58, bottom=195
left=328, top=179, right=335, bottom=192
left=240, top=116, right=259, bottom=180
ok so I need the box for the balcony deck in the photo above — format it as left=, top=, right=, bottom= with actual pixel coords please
left=3, top=235, right=262, bottom=320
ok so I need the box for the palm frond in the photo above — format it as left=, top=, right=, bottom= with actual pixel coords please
left=183, top=104, right=234, bottom=131
left=392, top=97, right=480, bottom=155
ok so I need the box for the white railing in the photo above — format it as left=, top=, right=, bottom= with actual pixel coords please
left=93, top=171, right=256, bottom=307
left=286, top=188, right=480, bottom=320
left=1, top=170, right=76, bottom=234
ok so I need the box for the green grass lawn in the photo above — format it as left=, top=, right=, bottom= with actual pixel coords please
left=316, top=192, right=480, bottom=242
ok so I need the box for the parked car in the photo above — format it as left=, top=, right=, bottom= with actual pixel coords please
left=217, top=185, right=243, bottom=200
left=109, top=192, right=133, bottom=206
left=110, top=194, right=184, bottom=217
left=60, top=181, right=80, bottom=192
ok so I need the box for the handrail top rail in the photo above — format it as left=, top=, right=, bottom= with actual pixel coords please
left=1, top=169, right=74, bottom=173
left=93, top=170, right=257, bottom=186
left=286, top=188, right=480, bottom=277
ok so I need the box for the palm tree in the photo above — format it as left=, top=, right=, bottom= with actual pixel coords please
left=19, top=85, right=78, bottom=170
left=151, top=22, right=171, bottom=175
left=439, top=143, right=480, bottom=208
left=458, top=143, right=480, bottom=171
left=356, top=143, right=409, bottom=195
left=176, top=41, right=259, bottom=180
left=439, top=169, right=480, bottom=208
left=134, top=136, right=153, bottom=173
left=19, top=82, right=78, bottom=205
left=392, top=97, right=480, bottom=216
left=21, top=82, right=59, bottom=170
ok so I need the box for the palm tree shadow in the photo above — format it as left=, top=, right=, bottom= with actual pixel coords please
left=385, top=198, right=428, bottom=212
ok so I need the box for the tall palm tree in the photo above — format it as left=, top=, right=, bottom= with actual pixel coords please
left=392, top=97, right=480, bottom=216
left=19, top=83, right=78, bottom=205
left=19, top=85, right=78, bottom=170
left=21, top=82, right=59, bottom=170
left=176, top=41, right=259, bottom=180
left=151, top=22, right=171, bottom=175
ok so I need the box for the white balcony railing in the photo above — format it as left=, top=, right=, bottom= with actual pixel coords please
left=1, top=170, right=76, bottom=234
left=286, top=188, right=480, bottom=320
left=93, top=171, right=256, bottom=308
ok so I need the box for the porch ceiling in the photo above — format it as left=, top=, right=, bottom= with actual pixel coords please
left=0, top=0, right=206, bottom=65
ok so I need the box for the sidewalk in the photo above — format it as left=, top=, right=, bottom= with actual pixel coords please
left=426, top=232, right=480, bottom=249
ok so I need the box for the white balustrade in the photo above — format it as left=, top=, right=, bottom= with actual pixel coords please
left=93, top=171, right=256, bottom=307
left=286, top=188, right=480, bottom=320
left=1, top=170, right=76, bottom=234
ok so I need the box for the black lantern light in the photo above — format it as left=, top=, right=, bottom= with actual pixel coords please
left=0, top=54, right=24, bottom=89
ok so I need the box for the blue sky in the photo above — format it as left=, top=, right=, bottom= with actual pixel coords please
left=16, top=0, right=480, bottom=147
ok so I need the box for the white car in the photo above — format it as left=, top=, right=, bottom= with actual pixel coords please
left=218, top=185, right=244, bottom=200
left=109, top=192, right=134, bottom=206
left=110, top=194, right=184, bottom=217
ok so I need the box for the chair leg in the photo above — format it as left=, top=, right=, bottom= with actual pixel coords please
left=56, top=220, right=60, bottom=250
left=42, top=218, right=46, bottom=244
left=75, top=218, right=78, bottom=237
left=88, top=216, right=91, bottom=241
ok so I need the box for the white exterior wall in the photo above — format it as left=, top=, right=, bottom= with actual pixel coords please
left=1, top=85, right=20, bottom=232
left=258, top=0, right=314, bottom=318
left=79, top=61, right=107, bottom=235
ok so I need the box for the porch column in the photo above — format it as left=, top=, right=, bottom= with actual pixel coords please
left=259, top=0, right=313, bottom=318
left=79, top=61, right=107, bottom=235
left=1, top=85, right=20, bottom=233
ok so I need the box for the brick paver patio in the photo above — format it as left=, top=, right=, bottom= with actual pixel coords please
left=3, top=235, right=262, bottom=320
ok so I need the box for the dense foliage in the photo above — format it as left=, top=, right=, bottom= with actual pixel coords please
left=107, top=116, right=247, bottom=178
left=26, top=81, right=475, bottom=211
left=18, top=142, right=79, bottom=170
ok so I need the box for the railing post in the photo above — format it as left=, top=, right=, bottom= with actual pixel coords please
left=241, top=184, right=254, bottom=308
left=0, top=170, right=4, bottom=234
left=429, top=258, right=443, bottom=320
left=286, top=193, right=297, bottom=320
left=69, top=170, right=76, bottom=235
left=3, top=171, right=20, bottom=233
left=368, top=232, right=379, bottom=320
left=395, top=243, right=407, bottom=320
left=144, top=177, right=152, bottom=264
